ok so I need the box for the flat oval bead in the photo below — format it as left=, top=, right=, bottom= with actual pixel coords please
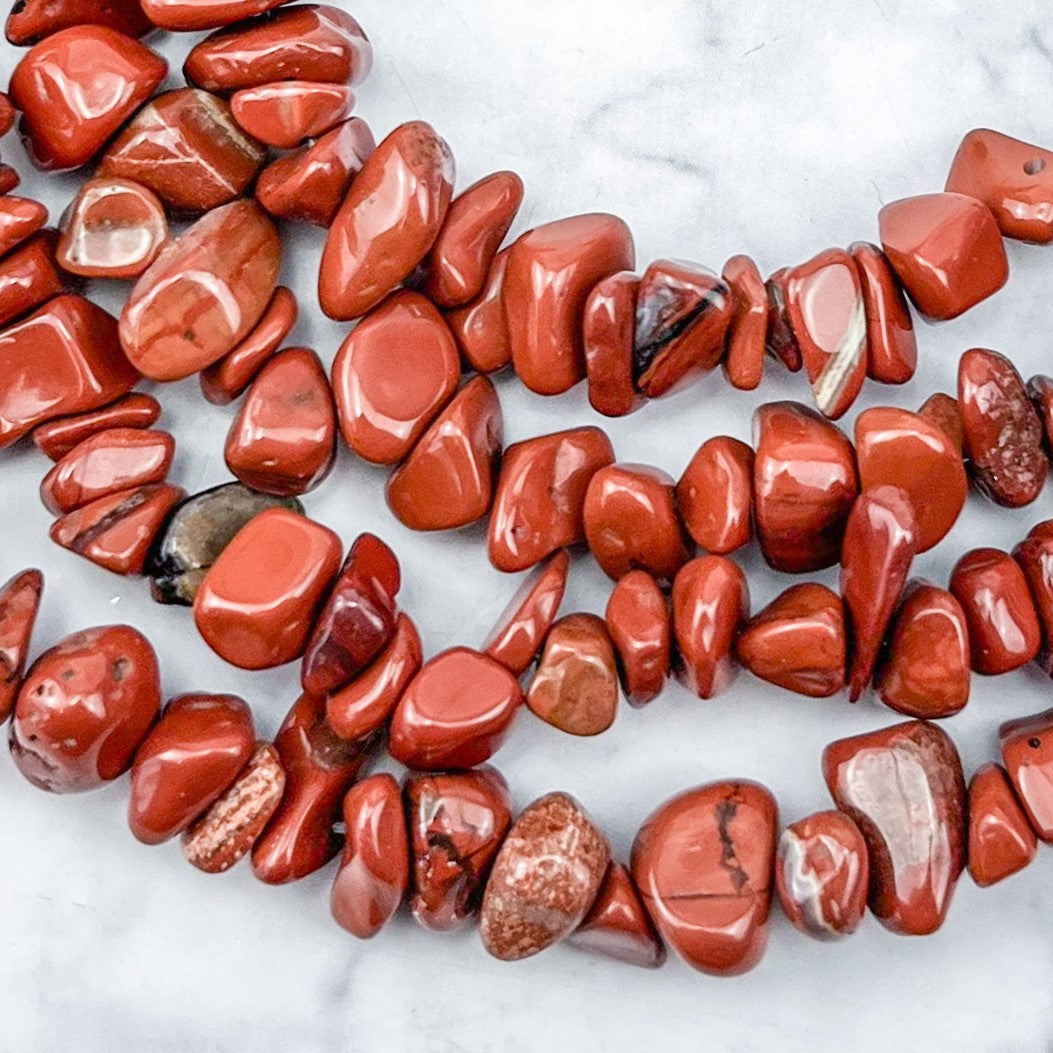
left=823, top=719, right=966, bottom=936
left=967, top=762, right=1037, bottom=886
left=120, top=200, right=281, bottom=381
left=583, top=270, right=641, bottom=417
left=604, top=569, right=670, bottom=706
left=918, top=391, right=965, bottom=451
left=0, top=230, right=67, bottom=329
left=224, top=347, right=336, bottom=497
left=140, top=0, right=293, bottom=31
left=487, top=426, right=614, bottom=573
left=0, top=569, right=43, bottom=723
left=481, top=792, right=609, bottom=961
left=631, top=780, right=777, bottom=975
left=193, top=508, right=342, bottom=670
left=388, top=647, right=523, bottom=771
left=721, top=254, right=767, bottom=391
left=0, top=196, right=49, bottom=258
left=319, top=121, right=454, bottom=321
left=10, top=624, right=160, bottom=792
left=505, top=213, right=634, bottom=395
left=128, top=693, right=255, bottom=845
left=444, top=247, right=512, bottom=374
left=848, top=241, right=917, bottom=384
left=6, top=0, right=153, bottom=44
left=676, top=435, right=753, bottom=554
left=230, top=80, right=354, bottom=149
left=999, top=709, right=1053, bottom=842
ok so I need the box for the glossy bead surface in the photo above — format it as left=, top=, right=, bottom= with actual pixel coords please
left=140, top=0, right=293, bottom=31
left=34, top=389, right=158, bottom=462
left=918, top=391, right=964, bottom=451
left=999, top=709, right=1053, bottom=841
left=6, top=0, right=153, bottom=43
left=0, top=569, right=43, bottom=723
left=230, top=80, right=354, bottom=149
left=676, top=436, right=753, bottom=554
left=0, top=230, right=67, bottom=329
left=848, top=241, right=917, bottom=384
left=583, top=270, right=641, bottom=417
left=721, top=254, right=766, bottom=391
left=1014, top=531, right=1053, bottom=676
left=967, top=763, right=1037, bottom=886
left=444, top=247, right=512, bottom=374
left=0, top=196, right=48, bottom=259
left=604, top=569, right=670, bottom=706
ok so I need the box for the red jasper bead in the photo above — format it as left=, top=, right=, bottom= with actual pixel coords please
left=444, top=247, right=512, bottom=374
left=604, top=569, right=670, bottom=706
left=1014, top=531, right=1053, bottom=675
left=764, top=268, right=802, bottom=372
left=583, top=270, right=641, bottom=417
left=140, top=0, right=294, bottom=32
left=721, top=254, right=767, bottom=391
left=0, top=569, right=43, bottom=723
left=33, top=393, right=162, bottom=462
left=0, top=196, right=48, bottom=259
left=967, top=762, right=1037, bottom=887
left=0, top=230, right=67, bottom=330
left=918, top=391, right=965, bottom=451
left=676, top=435, right=753, bottom=554
left=1000, top=709, right=1053, bottom=842
left=6, top=0, right=153, bottom=44
left=230, top=81, right=354, bottom=150
left=848, top=241, right=917, bottom=384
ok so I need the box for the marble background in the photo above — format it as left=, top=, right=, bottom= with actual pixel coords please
left=1, top=0, right=1052, bottom=1049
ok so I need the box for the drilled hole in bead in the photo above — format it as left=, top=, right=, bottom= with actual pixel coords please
left=1024, top=157, right=1046, bottom=175
left=1029, top=737, right=1042, bottom=748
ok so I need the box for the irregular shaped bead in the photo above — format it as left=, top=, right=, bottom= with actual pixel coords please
left=0, top=196, right=48, bottom=259
left=735, top=582, right=846, bottom=698
left=526, top=613, right=618, bottom=736
left=388, top=647, right=522, bottom=771
left=255, top=117, right=375, bottom=227
left=224, top=348, right=336, bottom=497
left=967, top=763, right=1037, bottom=887
left=385, top=376, right=503, bottom=531
left=230, top=81, right=354, bottom=149
left=0, top=569, right=43, bottom=723
left=182, top=742, right=285, bottom=873
left=752, top=401, right=859, bottom=573
left=0, top=230, right=66, bottom=329
left=119, top=200, right=281, bottom=381
left=34, top=395, right=160, bottom=462
left=331, top=291, right=460, bottom=465
left=9, top=26, right=166, bottom=171
left=301, top=533, right=399, bottom=697
left=848, top=241, right=917, bottom=384
left=405, top=766, right=512, bottom=932
left=1029, top=373, right=1053, bottom=453
left=959, top=348, right=1047, bottom=507
left=604, top=569, right=670, bottom=706
left=950, top=547, right=1040, bottom=674
left=41, top=427, right=174, bottom=515
left=425, top=171, right=524, bottom=307
left=194, top=508, right=342, bottom=669
left=330, top=774, right=409, bottom=939
left=128, top=693, right=255, bottom=845
left=505, top=213, right=634, bottom=395
left=631, top=780, right=777, bottom=975
left=0, top=94, right=12, bottom=137
left=876, top=581, right=971, bottom=718
left=488, top=426, right=614, bottom=573
left=0, top=294, right=137, bottom=449
left=583, top=463, right=690, bottom=584
left=822, top=720, right=966, bottom=936
left=945, top=128, right=1053, bottom=243
left=319, top=121, right=454, bottom=320
left=775, top=810, right=868, bottom=940
left=1014, top=532, right=1053, bottom=675
left=10, top=625, right=160, bottom=792
left=0, top=166, right=19, bottom=195
left=6, top=0, right=153, bottom=44
left=50, top=483, right=186, bottom=576
left=672, top=556, right=748, bottom=699
left=146, top=483, right=302, bottom=605
left=444, top=247, right=512, bottom=373
left=999, top=709, right=1053, bottom=841
left=583, top=270, right=641, bottom=417
left=140, top=0, right=293, bottom=31
left=482, top=550, right=569, bottom=677
left=676, top=436, right=753, bottom=554
left=481, top=792, right=609, bottom=961
left=764, top=268, right=802, bottom=372
left=98, top=89, right=267, bottom=214
left=326, top=614, right=421, bottom=743
left=878, top=192, right=1008, bottom=320
left=721, top=254, right=766, bottom=390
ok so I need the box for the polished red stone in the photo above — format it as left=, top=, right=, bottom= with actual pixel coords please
left=332, top=291, right=460, bottom=465
left=1014, top=532, right=1053, bottom=675
left=184, top=4, right=372, bottom=89
left=6, top=0, right=153, bottom=44
left=488, top=427, right=614, bottom=573
left=251, top=692, right=374, bottom=884
left=919, top=391, right=964, bottom=451
left=959, top=347, right=1048, bottom=507
left=388, top=647, right=523, bottom=771
left=631, top=780, right=777, bottom=975
left=9, top=26, right=166, bottom=171
left=224, top=348, right=335, bottom=497
left=848, top=241, right=917, bottom=384
left=330, top=774, right=409, bottom=939
left=878, top=192, right=1008, bottom=320
left=775, top=810, right=868, bottom=940
left=120, top=200, right=281, bottom=382
left=325, top=614, right=421, bottom=743
left=255, top=117, right=375, bottom=227
left=199, top=286, right=298, bottom=405
left=1000, top=709, right=1053, bottom=842
left=876, top=581, right=971, bottom=718
left=194, top=508, right=342, bottom=670
left=0, top=230, right=66, bottom=331
left=482, top=549, right=569, bottom=676
left=444, top=247, right=512, bottom=374
left=583, top=463, right=690, bottom=584
left=0, top=569, right=43, bottom=723
left=405, top=766, right=512, bottom=932
left=1029, top=373, right=1053, bottom=453
left=128, top=693, right=255, bottom=845
left=50, top=483, right=186, bottom=576
left=672, top=556, right=748, bottom=699
left=140, top=0, right=293, bottom=31
left=425, top=171, right=524, bottom=307
left=676, top=435, right=753, bottom=554
left=764, top=268, right=802, bottom=372
left=385, top=376, right=503, bottom=531
left=735, top=582, right=846, bottom=698
left=721, top=254, right=767, bottom=391
left=10, top=624, right=160, bottom=792
left=98, top=88, right=267, bottom=214
left=946, top=128, right=1053, bottom=243
left=967, top=763, right=1037, bottom=887
left=604, top=569, right=670, bottom=706
left=583, top=270, right=641, bottom=417
left=231, top=81, right=353, bottom=149
left=505, top=213, right=634, bottom=395
left=320, top=121, right=454, bottom=321
left=950, top=547, right=1041, bottom=674
left=0, top=94, right=12, bottom=137
left=841, top=486, right=918, bottom=701
left=33, top=393, right=161, bottom=461
left=823, top=720, right=965, bottom=935
left=752, top=401, right=859, bottom=573
left=0, top=196, right=48, bottom=259
left=41, top=427, right=174, bottom=515
left=481, top=792, right=609, bottom=960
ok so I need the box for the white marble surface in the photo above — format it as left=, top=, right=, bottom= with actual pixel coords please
left=1, top=1, right=1053, bottom=1049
